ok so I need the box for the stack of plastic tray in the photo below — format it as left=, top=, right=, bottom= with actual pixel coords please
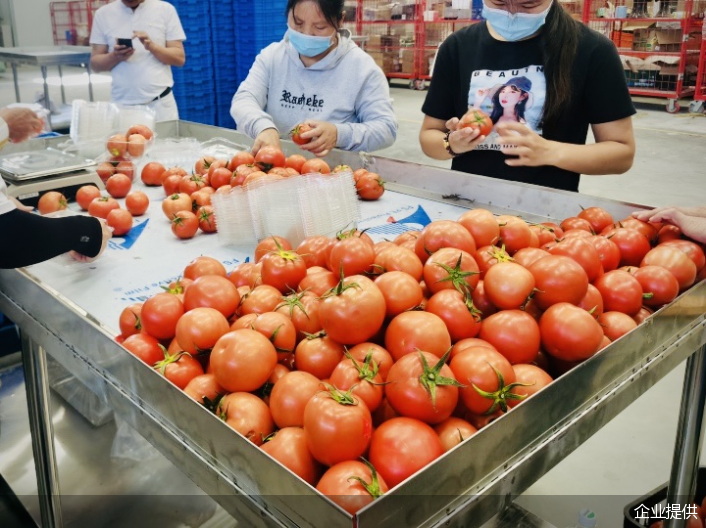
left=211, top=1, right=238, bottom=129
left=168, top=0, right=217, bottom=125
left=233, top=1, right=287, bottom=84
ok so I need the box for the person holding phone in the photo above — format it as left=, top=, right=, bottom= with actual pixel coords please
left=89, top=0, right=186, bottom=122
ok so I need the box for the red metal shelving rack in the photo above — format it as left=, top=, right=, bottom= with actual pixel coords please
left=50, top=0, right=109, bottom=46
left=692, top=34, right=706, bottom=111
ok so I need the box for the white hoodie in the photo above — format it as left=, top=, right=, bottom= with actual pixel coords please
left=230, top=31, right=397, bottom=152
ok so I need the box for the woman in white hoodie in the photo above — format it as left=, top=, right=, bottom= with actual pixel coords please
left=230, top=0, right=398, bottom=158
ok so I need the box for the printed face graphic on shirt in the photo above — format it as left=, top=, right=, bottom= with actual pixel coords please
left=467, top=65, right=546, bottom=151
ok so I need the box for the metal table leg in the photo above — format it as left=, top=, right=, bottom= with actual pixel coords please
left=21, top=332, right=63, bottom=528
left=11, top=62, right=20, bottom=102
left=85, top=63, right=94, bottom=102
left=40, top=66, right=53, bottom=130
left=58, top=65, right=66, bottom=105
left=663, top=344, right=706, bottom=528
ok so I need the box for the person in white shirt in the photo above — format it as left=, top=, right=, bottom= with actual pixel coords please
left=0, top=108, right=111, bottom=267
left=89, top=0, right=186, bottom=122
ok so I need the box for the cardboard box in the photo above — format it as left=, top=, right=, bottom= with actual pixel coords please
left=633, top=28, right=683, bottom=52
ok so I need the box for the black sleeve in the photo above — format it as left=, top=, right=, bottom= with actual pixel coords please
left=582, top=34, right=636, bottom=125
left=0, top=210, right=104, bottom=269
left=421, top=37, right=460, bottom=121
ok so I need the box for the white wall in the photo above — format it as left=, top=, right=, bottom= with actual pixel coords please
left=10, top=0, right=59, bottom=47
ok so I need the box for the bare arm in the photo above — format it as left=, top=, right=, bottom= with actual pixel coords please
left=633, top=206, right=706, bottom=221
left=635, top=208, right=706, bottom=244
left=90, top=43, right=133, bottom=73
left=134, top=33, right=185, bottom=67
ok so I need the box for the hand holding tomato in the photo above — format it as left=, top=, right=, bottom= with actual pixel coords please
left=296, top=120, right=338, bottom=157
left=444, top=117, right=486, bottom=156
left=251, top=128, right=281, bottom=156
left=496, top=122, right=557, bottom=168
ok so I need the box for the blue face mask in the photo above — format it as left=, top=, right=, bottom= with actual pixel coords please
left=286, top=26, right=335, bottom=57
left=482, top=1, right=553, bottom=41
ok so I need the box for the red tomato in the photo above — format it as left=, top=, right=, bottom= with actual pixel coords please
left=385, top=311, right=451, bottom=362
left=254, top=146, right=286, bottom=171
left=374, top=245, right=424, bottom=281
left=171, top=210, right=199, bottom=239
left=126, top=124, right=153, bottom=140
left=106, top=208, right=133, bottom=236
left=183, top=373, right=224, bottom=407
left=175, top=307, right=230, bottom=355
left=415, top=220, right=477, bottom=264
left=218, top=392, right=273, bottom=446
left=560, top=216, right=594, bottom=233
left=594, top=269, right=644, bottom=315
left=618, top=217, right=659, bottom=245
left=261, top=246, right=307, bottom=293
left=294, top=332, right=344, bottom=379
left=528, top=255, right=589, bottom=310
left=548, top=237, right=603, bottom=283
left=269, top=370, right=322, bottom=428
left=423, top=247, right=480, bottom=296
left=479, top=310, right=540, bottom=364
left=658, top=224, right=682, bottom=244
left=369, top=417, right=444, bottom=488
left=300, top=158, right=331, bottom=175
left=290, top=123, right=312, bottom=145
left=87, top=196, right=119, bottom=219
left=434, top=417, right=477, bottom=452
left=457, top=208, right=499, bottom=247
left=577, top=206, right=614, bottom=233
left=122, top=333, right=164, bottom=366
left=483, top=261, right=535, bottom=310
left=513, top=247, right=550, bottom=269
left=140, top=292, right=184, bottom=340
left=303, top=387, right=373, bottom=466
left=356, top=173, right=385, bottom=200
left=75, top=185, right=101, bottom=211
left=183, top=275, right=240, bottom=318
left=239, top=284, right=283, bottom=316
left=318, top=275, right=385, bottom=345
left=125, top=191, right=149, bottom=216
left=275, top=290, right=323, bottom=341
left=660, top=239, right=706, bottom=272
left=118, top=303, right=142, bottom=338
left=261, top=427, right=322, bottom=486
left=385, top=351, right=460, bottom=424
left=227, top=151, right=255, bottom=171
left=255, top=236, right=293, bottom=263
left=210, top=329, right=277, bottom=392
left=508, top=364, right=553, bottom=407
left=179, top=174, right=206, bottom=195
left=196, top=205, right=217, bottom=233
left=105, top=173, right=131, bottom=198
left=184, top=256, right=227, bottom=279
left=450, top=337, right=497, bottom=360
left=141, top=161, right=166, bottom=186
left=587, top=235, right=621, bottom=272
left=458, top=108, right=492, bottom=136
left=374, top=271, right=424, bottom=318
left=425, top=289, right=481, bottom=342
left=603, top=228, right=652, bottom=267
left=194, top=156, right=215, bottom=175
left=316, top=460, right=389, bottom=515
left=632, top=265, right=680, bottom=307
left=539, top=303, right=604, bottom=362
left=106, top=133, right=127, bottom=157
left=470, top=280, right=498, bottom=319
left=328, top=236, right=376, bottom=277
left=474, top=244, right=512, bottom=278
left=642, top=245, right=697, bottom=292
left=295, top=235, right=334, bottom=269
left=285, top=154, right=307, bottom=172
left=577, top=283, right=604, bottom=317
left=348, top=342, right=394, bottom=381
left=251, top=311, right=297, bottom=360
left=162, top=192, right=192, bottom=219
left=497, top=216, right=534, bottom=255
left=330, top=354, right=385, bottom=412
left=154, top=351, right=204, bottom=390
left=597, top=311, right=638, bottom=341
left=95, top=161, right=115, bottom=182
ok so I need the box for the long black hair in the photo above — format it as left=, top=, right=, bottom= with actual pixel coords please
left=286, top=0, right=344, bottom=28
left=540, top=3, right=581, bottom=130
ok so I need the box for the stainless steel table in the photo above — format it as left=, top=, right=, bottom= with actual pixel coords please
left=1, top=121, right=705, bottom=528
left=0, top=46, right=94, bottom=129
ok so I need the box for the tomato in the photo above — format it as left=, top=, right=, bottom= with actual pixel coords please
left=560, top=216, right=594, bottom=233
left=423, top=247, right=480, bottom=296
left=425, top=289, right=481, bottom=342
left=122, top=191, right=148, bottom=216
left=385, top=311, right=451, bottom=362
left=458, top=108, right=492, bottom=136
left=106, top=208, right=133, bottom=236
left=175, top=307, right=230, bottom=356
left=162, top=193, right=191, bottom=220
left=434, top=417, right=477, bottom=452
left=632, top=265, right=680, bottom=307
left=162, top=174, right=182, bottom=196
left=255, top=236, right=293, bottom=263
left=316, top=459, right=389, bottom=515
left=457, top=208, right=499, bottom=247
left=330, top=353, right=385, bottom=412
left=122, top=333, right=163, bottom=366
left=374, top=245, right=424, bottom=281
left=126, top=124, right=153, bottom=140
left=479, top=310, right=540, bottom=364
left=539, top=303, right=604, bottom=362
left=260, top=246, right=307, bottom=293
left=450, top=337, right=497, bottom=361
left=36, top=191, right=66, bottom=215
left=374, top=271, right=424, bottom=318
left=512, top=247, right=550, bottom=269
left=325, top=236, right=375, bottom=278
left=86, top=196, right=118, bottom=219
left=118, top=303, right=142, bottom=338
left=171, top=210, right=198, bottom=239
left=483, top=261, right=535, bottom=310
left=281, top=154, right=305, bottom=173
left=415, top=220, right=477, bottom=264
left=594, top=269, right=644, bottom=315
left=603, top=228, right=652, bottom=267
left=660, top=239, right=706, bottom=272
left=254, top=146, right=286, bottom=171
left=95, top=161, right=115, bottom=182
left=303, top=387, right=373, bottom=466
left=529, top=224, right=558, bottom=247
left=141, top=161, right=166, bottom=186
left=617, top=217, right=659, bottom=245
left=75, top=186, right=101, bottom=211
left=290, top=122, right=312, bottom=145
left=548, top=237, right=603, bottom=283
left=227, top=262, right=256, bottom=287
left=218, top=392, right=274, bottom=446
left=528, top=255, right=589, bottom=310
left=508, top=364, right=553, bottom=408
left=356, top=173, right=385, bottom=200
left=210, top=329, right=277, bottom=392
left=269, top=370, right=322, bottom=428
left=295, top=236, right=333, bottom=269
left=369, top=417, right=444, bottom=488
left=587, top=235, right=621, bottom=272
left=642, top=245, right=698, bottom=293
left=226, top=151, right=254, bottom=172
left=183, top=275, right=240, bottom=318
left=633, top=306, right=654, bottom=325
left=300, top=158, right=331, bottom=175
left=294, top=331, right=344, bottom=379
left=251, top=311, right=297, bottom=359
left=239, top=284, right=283, bottom=316
left=275, top=291, right=322, bottom=342
left=577, top=283, right=604, bottom=316
left=474, top=244, right=512, bottom=278
left=262, top=427, right=322, bottom=486
left=154, top=350, right=204, bottom=390
left=495, top=216, right=533, bottom=255
left=348, top=343, right=394, bottom=381
left=104, top=173, right=131, bottom=199
left=194, top=156, right=215, bottom=175
left=140, top=292, right=184, bottom=340
left=165, top=277, right=192, bottom=296
left=318, top=275, right=385, bottom=345
left=597, top=311, right=637, bottom=341
left=658, top=224, right=682, bottom=244
left=177, top=174, right=205, bottom=196
left=193, top=205, right=216, bottom=234
left=469, top=280, right=498, bottom=319
left=184, top=256, right=227, bottom=279
left=183, top=373, right=224, bottom=407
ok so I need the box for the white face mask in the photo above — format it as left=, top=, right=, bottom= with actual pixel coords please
left=482, top=1, right=553, bottom=41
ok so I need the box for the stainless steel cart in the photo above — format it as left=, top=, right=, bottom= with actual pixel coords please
left=1, top=121, right=704, bottom=528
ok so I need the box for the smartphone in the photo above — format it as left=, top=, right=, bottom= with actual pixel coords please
left=117, top=38, right=133, bottom=48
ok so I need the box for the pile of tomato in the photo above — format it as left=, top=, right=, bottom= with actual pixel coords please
left=113, top=202, right=705, bottom=515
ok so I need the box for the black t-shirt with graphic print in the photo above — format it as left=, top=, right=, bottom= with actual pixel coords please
left=422, top=22, right=635, bottom=192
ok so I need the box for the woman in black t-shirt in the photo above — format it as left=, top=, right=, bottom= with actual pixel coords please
left=419, top=0, right=636, bottom=192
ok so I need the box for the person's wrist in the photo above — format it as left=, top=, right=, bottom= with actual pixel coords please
left=443, top=130, right=460, bottom=158
left=544, top=140, right=563, bottom=168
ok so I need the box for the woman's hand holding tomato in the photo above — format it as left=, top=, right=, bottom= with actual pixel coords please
left=296, top=120, right=338, bottom=158
left=252, top=128, right=282, bottom=156
left=444, top=116, right=485, bottom=155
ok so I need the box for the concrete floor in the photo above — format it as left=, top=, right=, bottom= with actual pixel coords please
left=1, top=64, right=706, bottom=528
